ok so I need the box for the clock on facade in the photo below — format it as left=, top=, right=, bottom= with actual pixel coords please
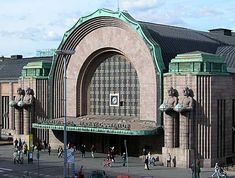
left=110, top=93, right=119, bottom=106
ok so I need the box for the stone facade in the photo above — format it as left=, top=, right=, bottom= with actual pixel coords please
left=161, top=52, right=235, bottom=168
left=1, top=9, right=235, bottom=168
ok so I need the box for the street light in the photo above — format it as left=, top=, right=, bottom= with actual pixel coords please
left=124, top=139, right=129, bottom=173
left=55, top=49, right=75, bottom=178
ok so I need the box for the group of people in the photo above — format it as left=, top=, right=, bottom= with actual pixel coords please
left=166, top=153, right=176, bottom=167
left=13, top=138, right=25, bottom=164
left=12, top=138, right=230, bottom=177
left=103, top=146, right=117, bottom=167
left=143, top=151, right=158, bottom=170
left=14, top=138, right=28, bottom=154
left=79, top=144, right=97, bottom=158
left=191, top=160, right=228, bottom=178
left=56, top=143, right=97, bottom=159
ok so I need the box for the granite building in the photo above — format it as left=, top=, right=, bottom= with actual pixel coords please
left=0, top=9, right=235, bottom=168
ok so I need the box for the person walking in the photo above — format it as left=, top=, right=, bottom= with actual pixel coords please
left=90, top=144, right=96, bottom=158
left=81, top=144, right=86, bottom=158
left=18, top=138, right=22, bottom=150
left=172, top=156, right=176, bottom=167
left=57, top=146, right=63, bottom=158
left=167, top=153, right=171, bottom=167
left=144, top=157, right=150, bottom=170
left=142, top=147, right=147, bottom=160
left=110, top=146, right=115, bottom=162
left=191, top=160, right=201, bottom=178
left=122, top=152, right=127, bottom=166
left=14, top=138, right=18, bottom=148
left=43, top=140, right=47, bottom=151
left=48, top=144, right=51, bottom=156
left=196, top=160, right=201, bottom=178
left=211, top=163, right=220, bottom=177
left=23, top=142, right=28, bottom=155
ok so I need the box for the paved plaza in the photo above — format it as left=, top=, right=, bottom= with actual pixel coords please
left=0, top=144, right=235, bottom=178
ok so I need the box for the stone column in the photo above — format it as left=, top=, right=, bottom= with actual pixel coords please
left=15, top=109, right=21, bottom=135
left=160, top=87, right=179, bottom=148
left=173, top=116, right=179, bottom=147
left=22, top=88, right=34, bottom=135
left=164, top=114, right=174, bottom=148
left=9, top=82, right=14, bottom=130
left=164, top=113, right=174, bottom=148
left=179, top=112, right=191, bottom=149
left=23, top=108, right=30, bottom=135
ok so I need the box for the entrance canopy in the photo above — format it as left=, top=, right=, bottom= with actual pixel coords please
left=32, top=115, right=162, bottom=136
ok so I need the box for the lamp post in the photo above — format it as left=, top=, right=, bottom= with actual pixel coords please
left=124, top=139, right=129, bottom=173
left=55, top=49, right=75, bottom=178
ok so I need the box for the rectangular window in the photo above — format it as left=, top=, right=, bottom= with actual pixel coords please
left=232, top=99, right=235, bottom=153
left=2, top=96, right=9, bottom=129
left=217, top=99, right=226, bottom=158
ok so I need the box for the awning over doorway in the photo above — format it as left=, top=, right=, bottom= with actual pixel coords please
left=32, top=115, right=162, bottom=136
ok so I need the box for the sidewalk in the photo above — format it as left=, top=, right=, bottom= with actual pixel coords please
left=1, top=144, right=235, bottom=178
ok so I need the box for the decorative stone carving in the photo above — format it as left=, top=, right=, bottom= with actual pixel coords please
left=23, top=88, right=34, bottom=108
left=174, top=87, right=193, bottom=113
left=159, top=87, right=178, bottom=113
left=160, top=87, right=179, bottom=148
left=175, top=87, right=194, bottom=149
left=9, top=87, right=35, bottom=135
left=9, top=87, right=34, bottom=109
left=9, top=87, right=25, bottom=108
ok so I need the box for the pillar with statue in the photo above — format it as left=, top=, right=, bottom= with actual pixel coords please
left=161, top=86, right=195, bottom=168
left=159, top=87, right=179, bottom=148
left=9, top=87, right=35, bottom=137
left=174, top=87, right=194, bottom=150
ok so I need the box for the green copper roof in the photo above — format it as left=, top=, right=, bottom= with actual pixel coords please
left=23, top=61, right=52, bottom=69
left=32, top=123, right=160, bottom=136
left=21, top=60, right=52, bottom=78
left=57, top=8, right=165, bottom=73
left=171, top=51, right=225, bottom=63
left=48, top=8, right=165, bottom=124
left=169, top=51, right=228, bottom=75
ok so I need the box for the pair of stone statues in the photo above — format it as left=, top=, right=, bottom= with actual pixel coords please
left=159, top=87, right=193, bottom=113
left=9, top=87, right=34, bottom=109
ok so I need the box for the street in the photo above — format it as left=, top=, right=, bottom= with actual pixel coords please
left=0, top=144, right=235, bottom=178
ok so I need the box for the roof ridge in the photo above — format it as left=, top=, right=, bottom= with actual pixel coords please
left=138, top=20, right=190, bottom=31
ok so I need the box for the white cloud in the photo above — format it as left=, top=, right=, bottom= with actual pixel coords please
left=0, top=0, right=235, bottom=57
left=120, top=0, right=163, bottom=10
left=64, top=17, right=78, bottom=27
left=43, top=31, right=62, bottom=41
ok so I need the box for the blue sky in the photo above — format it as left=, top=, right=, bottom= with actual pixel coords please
left=0, top=0, right=234, bottom=57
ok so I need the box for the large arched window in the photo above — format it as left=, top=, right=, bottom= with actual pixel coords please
left=88, top=54, right=140, bottom=116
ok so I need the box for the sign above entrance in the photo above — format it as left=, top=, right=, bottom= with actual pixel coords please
left=33, top=116, right=161, bottom=136
left=79, top=121, right=130, bottom=130
left=32, top=123, right=160, bottom=136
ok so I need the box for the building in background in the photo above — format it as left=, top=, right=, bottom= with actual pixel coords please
left=0, top=9, right=235, bottom=168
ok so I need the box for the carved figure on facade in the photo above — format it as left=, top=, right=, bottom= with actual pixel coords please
left=23, top=88, right=34, bottom=108
left=9, top=87, right=34, bottom=109
left=174, top=87, right=194, bottom=113
left=159, top=87, right=178, bottom=113
left=9, top=87, right=25, bottom=109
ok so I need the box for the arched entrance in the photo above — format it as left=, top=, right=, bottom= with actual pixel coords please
left=48, top=14, right=162, bottom=156
left=60, top=17, right=158, bottom=121
left=79, top=51, right=140, bottom=117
